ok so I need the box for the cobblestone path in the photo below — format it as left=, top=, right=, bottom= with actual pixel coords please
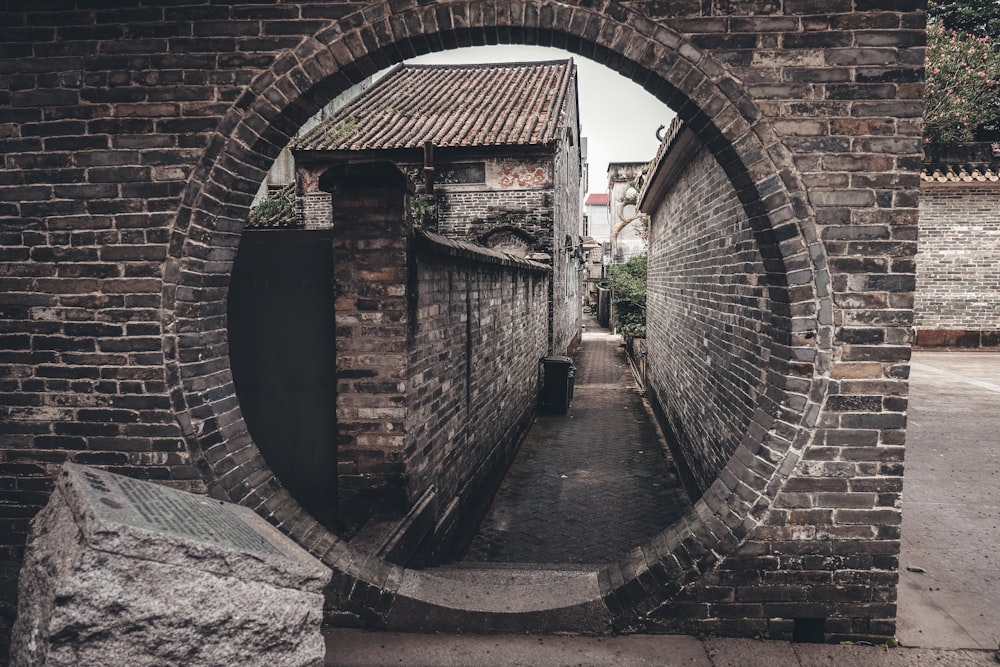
left=461, top=319, right=693, bottom=565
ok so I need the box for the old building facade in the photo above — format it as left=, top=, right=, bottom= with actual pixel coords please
left=293, top=60, right=584, bottom=355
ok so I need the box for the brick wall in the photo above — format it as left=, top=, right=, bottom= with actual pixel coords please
left=915, top=183, right=1000, bottom=347
left=0, top=0, right=922, bottom=644
left=331, top=182, right=412, bottom=520
left=328, top=168, right=550, bottom=556
left=550, top=86, right=584, bottom=356
left=643, top=131, right=771, bottom=494
left=408, top=233, right=549, bottom=557
left=302, top=192, right=333, bottom=229
left=433, top=139, right=584, bottom=357
left=438, top=187, right=553, bottom=250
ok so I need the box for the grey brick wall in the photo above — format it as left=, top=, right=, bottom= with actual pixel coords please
left=408, top=238, right=549, bottom=527
left=550, top=90, right=584, bottom=356
left=644, top=136, right=771, bottom=495
left=439, top=188, right=553, bottom=249
left=0, top=0, right=923, bottom=643
left=329, top=177, right=549, bottom=539
left=915, top=183, right=1000, bottom=341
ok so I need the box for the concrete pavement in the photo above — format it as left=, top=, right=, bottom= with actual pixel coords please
left=323, top=346, right=1000, bottom=666
left=323, top=629, right=996, bottom=666
left=896, top=352, right=1000, bottom=651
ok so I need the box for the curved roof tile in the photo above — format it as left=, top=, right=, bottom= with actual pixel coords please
left=294, top=60, right=575, bottom=153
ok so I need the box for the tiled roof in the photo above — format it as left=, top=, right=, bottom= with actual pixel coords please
left=921, top=142, right=1000, bottom=184
left=922, top=167, right=1000, bottom=183
left=585, top=193, right=610, bottom=206
left=293, top=60, right=575, bottom=153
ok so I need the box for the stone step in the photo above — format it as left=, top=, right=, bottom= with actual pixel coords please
left=430, top=561, right=601, bottom=573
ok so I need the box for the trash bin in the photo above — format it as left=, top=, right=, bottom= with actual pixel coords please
left=540, top=355, right=575, bottom=414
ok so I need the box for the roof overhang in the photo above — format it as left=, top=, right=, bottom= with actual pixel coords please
left=637, top=122, right=702, bottom=213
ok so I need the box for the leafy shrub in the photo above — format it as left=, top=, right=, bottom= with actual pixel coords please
left=608, top=253, right=647, bottom=338
left=248, top=186, right=299, bottom=228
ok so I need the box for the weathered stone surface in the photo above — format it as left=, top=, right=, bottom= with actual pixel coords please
left=10, top=463, right=330, bottom=667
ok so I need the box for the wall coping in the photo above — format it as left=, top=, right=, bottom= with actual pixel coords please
left=922, top=141, right=1000, bottom=183
left=636, top=119, right=702, bottom=213
left=415, top=228, right=550, bottom=272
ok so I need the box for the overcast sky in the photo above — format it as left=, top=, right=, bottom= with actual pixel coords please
left=406, top=45, right=675, bottom=195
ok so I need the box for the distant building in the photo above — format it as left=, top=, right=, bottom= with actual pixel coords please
left=292, top=59, right=585, bottom=354
left=584, top=192, right=611, bottom=241
left=607, top=161, right=649, bottom=263
left=583, top=192, right=610, bottom=292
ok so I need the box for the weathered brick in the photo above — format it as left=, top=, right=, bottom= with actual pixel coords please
left=0, top=0, right=924, bottom=641
left=916, top=181, right=1000, bottom=343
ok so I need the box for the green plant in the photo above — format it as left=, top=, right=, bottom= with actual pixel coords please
left=247, top=186, right=297, bottom=228
left=409, top=193, right=436, bottom=226
left=325, top=116, right=359, bottom=145
left=608, top=253, right=647, bottom=338
left=924, top=20, right=1000, bottom=143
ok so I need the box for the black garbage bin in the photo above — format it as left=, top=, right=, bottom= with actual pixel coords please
left=540, top=355, right=575, bottom=414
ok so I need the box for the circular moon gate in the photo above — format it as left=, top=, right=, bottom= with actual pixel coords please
left=165, top=1, right=840, bottom=634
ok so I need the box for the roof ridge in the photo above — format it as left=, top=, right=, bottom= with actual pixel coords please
left=399, top=58, right=574, bottom=70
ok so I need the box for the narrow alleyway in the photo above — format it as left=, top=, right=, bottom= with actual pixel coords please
left=460, top=315, right=693, bottom=565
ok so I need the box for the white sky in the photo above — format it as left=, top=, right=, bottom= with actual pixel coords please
left=406, top=45, right=675, bottom=195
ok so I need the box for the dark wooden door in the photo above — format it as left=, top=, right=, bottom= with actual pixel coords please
left=227, top=229, right=338, bottom=529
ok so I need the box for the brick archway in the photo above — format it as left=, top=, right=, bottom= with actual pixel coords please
left=166, top=2, right=837, bottom=633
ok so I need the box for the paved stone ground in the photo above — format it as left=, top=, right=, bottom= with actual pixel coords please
left=322, top=350, right=1000, bottom=666
left=896, top=351, right=1000, bottom=650
left=460, top=317, right=692, bottom=565
left=324, top=629, right=997, bottom=666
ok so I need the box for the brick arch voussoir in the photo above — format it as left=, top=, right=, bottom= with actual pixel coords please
left=163, top=0, right=833, bottom=631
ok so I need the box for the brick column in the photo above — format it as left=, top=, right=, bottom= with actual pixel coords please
left=297, top=164, right=334, bottom=230
left=326, top=163, right=414, bottom=521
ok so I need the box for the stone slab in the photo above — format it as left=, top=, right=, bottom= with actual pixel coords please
left=10, top=463, right=331, bottom=666
left=704, top=637, right=801, bottom=667
left=323, top=628, right=713, bottom=667
left=321, top=629, right=999, bottom=667
left=387, top=566, right=611, bottom=634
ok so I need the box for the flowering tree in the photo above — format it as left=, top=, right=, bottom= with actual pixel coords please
left=924, top=21, right=1000, bottom=142
left=927, top=0, right=1000, bottom=47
